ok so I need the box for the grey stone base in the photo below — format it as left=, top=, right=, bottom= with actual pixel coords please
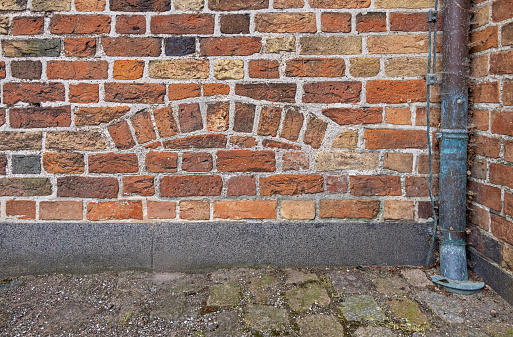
left=1, top=222, right=433, bottom=278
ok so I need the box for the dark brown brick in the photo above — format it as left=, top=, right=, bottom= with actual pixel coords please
left=151, top=14, right=214, bottom=34
left=102, top=37, right=161, bottom=57
left=164, top=134, right=227, bottom=149
left=233, top=103, right=256, bottom=133
left=235, top=83, right=296, bottom=103
left=350, top=175, right=401, bottom=196
left=0, top=178, right=51, bottom=197
left=57, top=176, right=118, bottom=198
left=178, top=103, right=203, bottom=133
left=11, top=60, right=42, bottom=80
left=182, top=153, right=213, bottom=172
left=208, top=0, right=268, bottom=11
left=220, top=14, right=250, bottom=34
left=303, top=117, right=327, bottom=149
left=111, top=0, right=171, bottom=11
left=89, top=153, right=139, bottom=174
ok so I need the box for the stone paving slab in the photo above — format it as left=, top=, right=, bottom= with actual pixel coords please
left=0, top=266, right=512, bottom=336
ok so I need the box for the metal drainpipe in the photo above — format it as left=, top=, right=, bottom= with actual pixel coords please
left=432, top=0, right=485, bottom=293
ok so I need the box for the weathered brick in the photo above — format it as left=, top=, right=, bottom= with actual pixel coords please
left=282, top=152, right=309, bottom=171
left=153, top=107, right=179, bottom=138
left=286, top=58, right=345, bottom=77
left=281, top=200, right=315, bottom=219
left=490, top=163, right=513, bottom=189
left=405, top=177, right=438, bottom=197
left=164, top=134, right=227, bottom=149
left=280, top=108, right=303, bottom=142
left=350, top=175, right=401, bottom=196
left=110, top=0, right=170, bottom=11
left=249, top=59, right=280, bottom=79
left=490, top=50, right=513, bottom=75
left=208, top=0, right=269, bottom=11
left=12, top=17, right=43, bottom=35
left=182, top=153, right=213, bottom=172
left=145, top=151, right=177, bottom=173
left=257, top=106, right=282, bottom=137
left=214, top=200, right=277, bottom=219
left=505, top=140, right=513, bottom=162
left=323, top=107, right=381, bottom=125
left=40, top=201, right=83, bottom=220
left=319, top=200, right=379, bottom=219
left=11, top=155, right=40, bottom=175
left=175, top=0, right=203, bottom=10
left=416, top=106, right=440, bottom=127
left=148, top=201, right=176, bottom=219
left=6, top=200, right=36, bottom=220
left=105, top=83, right=166, bottom=104
left=504, top=82, right=513, bottom=105
left=43, top=153, right=84, bottom=174
left=468, top=203, right=489, bottom=230
left=375, top=0, right=433, bottom=8
left=492, top=0, right=513, bottom=22
left=274, top=0, right=303, bottom=7
left=89, top=153, right=138, bottom=174
left=365, top=130, right=427, bottom=149
left=165, top=37, right=195, bottom=56
left=256, top=13, right=316, bottom=33
left=204, top=84, right=230, bottom=96
left=356, top=12, right=386, bottom=32
left=220, top=14, right=250, bottom=34
left=332, top=130, right=358, bottom=149
left=226, top=175, right=257, bottom=196
left=1, top=39, right=58, bottom=57
left=506, top=192, right=513, bottom=217
left=303, top=81, right=361, bottom=104
left=57, top=176, right=118, bottom=198
left=503, top=22, right=513, bottom=46
left=3, top=82, right=65, bottom=104
left=131, top=110, right=157, bottom=144
left=384, top=200, right=414, bottom=220
left=123, top=176, right=154, bottom=196
left=385, top=57, right=433, bottom=77
left=233, top=103, right=256, bottom=133
left=64, top=37, right=96, bottom=57
left=491, top=110, right=513, bottom=136
left=0, top=132, right=42, bottom=151
left=75, top=0, right=106, bottom=11
left=32, top=0, right=71, bottom=11
left=11, top=60, right=41, bottom=79
left=113, top=60, right=144, bottom=80
left=149, top=60, right=209, bottom=79
left=368, top=35, right=429, bottom=54
left=300, top=36, right=362, bottom=55
left=260, top=174, right=323, bottom=196
left=87, top=201, right=143, bottom=221
left=166, top=84, right=200, bottom=101
left=316, top=151, right=379, bottom=171
left=69, top=83, right=99, bottom=103
left=367, top=80, right=426, bottom=104
left=217, top=150, right=275, bottom=172
left=310, top=0, right=370, bottom=8
left=265, top=37, right=295, bottom=53
left=470, top=54, right=489, bottom=78
left=384, top=153, right=413, bottom=172
left=116, top=15, right=146, bottom=34
left=470, top=81, right=500, bottom=103
left=0, top=178, right=51, bottom=196
left=386, top=107, right=411, bottom=125
left=0, top=0, right=27, bottom=10
left=503, top=243, right=513, bottom=272
left=177, top=103, right=202, bottom=133
left=75, top=106, right=130, bottom=126
left=108, top=120, right=136, bottom=150
left=160, top=175, right=222, bottom=197
left=207, top=102, right=230, bottom=131
left=151, top=14, right=213, bottom=34
left=47, top=61, right=108, bottom=80
left=179, top=200, right=210, bottom=220
left=214, top=59, right=244, bottom=80
left=470, top=26, right=498, bottom=53
left=263, top=139, right=301, bottom=150
left=471, top=134, right=500, bottom=158
left=321, top=12, right=351, bottom=32
left=390, top=12, right=430, bottom=31
left=201, top=37, right=262, bottom=56
left=349, top=57, right=380, bottom=77
left=491, top=215, right=513, bottom=246
left=326, top=175, right=348, bottom=193
left=303, top=117, right=328, bottom=149
left=236, top=83, right=296, bottom=103
left=49, top=15, right=111, bottom=34
left=102, top=37, right=160, bottom=57
left=468, top=157, right=486, bottom=179
left=0, top=110, right=4, bottom=128
left=46, top=131, right=106, bottom=152
left=10, top=106, right=71, bottom=129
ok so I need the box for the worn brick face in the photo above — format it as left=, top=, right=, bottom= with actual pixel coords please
left=10, top=106, right=71, bottom=129
left=214, top=200, right=277, bottom=219
left=260, top=174, right=323, bottom=196
left=319, top=200, right=379, bottom=219
left=87, top=201, right=143, bottom=221
left=50, top=15, right=111, bottom=34
left=160, top=175, right=223, bottom=197
left=217, top=150, right=276, bottom=172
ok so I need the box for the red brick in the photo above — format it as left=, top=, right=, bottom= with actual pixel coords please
left=321, top=12, right=351, bottom=32
left=492, top=0, right=513, bottom=22
left=111, top=0, right=170, bottom=11
left=319, top=200, right=379, bottom=219
left=365, top=130, right=427, bottom=149
left=217, top=150, right=275, bottom=172
left=43, top=152, right=84, bottom=174
left=323, top=107, right=381, bottom=125
left=76, top=0, right=106, bottom=11
left=123, top=176, right=155, bottom=196
left=274, top=0, right=304, bottom=7
left=470, top=82, right=501, bottom=104
left=151, top=14, right=214, bottom=34
left=280, top=108, right=304, bottom=142
left=504, top=81, right=513, bottom=105
left=13, top=17, right=44, bottom=35
left=249, top=60, right=280, bottom=79
left=102, top=37, right=161, bottom=57
left=178, top=103, right=203, bottom=133
left=105, top=83, right=166, bottom=104
left=505, top=191, right=513, bottom=217
left=303, top=81, right=361, bottom=103
left=303, top=117, right=328, bottom=149
left=471, top=134, right=500, bottom=158
left=152, top=107, right=179, bottom=138
left=470, top=26, right=498, bottom=53
left=356, top=12, right=386, bottom=32
left=145, top=151, right=177, bottom=173
left=164, top=134, right=227, bottom=149
left=204, top=84, right=230, bottom=96
left=0, top=154, right=6, bottom=175
left=0, top=178, right=51, bottom=197
left=57, top=176, right=118, bottom=199
left=236, top=83, right=296, bottom=103
left=10, top=61, right=41, bottom=79
left=233, top=103, right=256, bottom=133
left=220, top=14, right=250, bottom=34
left=415, top=107, right=440, bottom=127
left=260, top=174, right=323, bottom=196
left=47, top=61, right=108, bottom=80
left=468, top=180, right=501, bottom=211
left=182, top=153, right=213, bottom=172
left=286, top=58, right=345, bottom=77
left=180, top=200, right=210, bottom=220
left=490, top=163, right=513, bottom=189
left=326, top=175, right=348, bottom=193
left=405, top=177, right=438, bottom=197
left=491, top=215, right=513, bottom=246
left=490, top=50, right=513, bottom=74
left=350, top=175, right=401, bottom=196
left=468, top=203, right=489, bottom=230
left=69, top=83, right=99, bottom=103
left=214, top=200, right=277, bottom=219
left=390, top=12, right=431, bottom=31
left=87, top=201, right=143, bottom=221
left=40, top=201, right=83, bottom=220
left=75, top=106, right=130, bottom=126
left=230, top=136, right=257, bottom=148
left=257, top=106, right=281, bottom=137
left=255, top=13, right=316, bottom=33
left=10, top=106, right=71, bottom=129
left=386, top=107, right=411, bottom=125
left=491, top=110, right=513, bottom=136
left=367, top=80, right=426, bottom=104
left=160, top=175, right=222, bottom=197
left=50, top=15, right=111, bottom=34
left=64, top=37, right=96, bottom=57
left=200, top=37, right=262, bottom=56
left=108, top=120, right=136, bottom=150
left=89, top=153, right=138, bottom=174
left=116, top=15, right=146, bottom=34
left=168, top=84, right=201, bottom=101
left=113, top=60, right=145, bottom=80
left=6, top=200, right=36, bottom=220
left=131, top=110, right=157, bottom=144
left=148, top=201, right=176, bottom=219
left=505, top=140, right=513, bottom=162
left=263, top=139, right=301, bottom=150
left=3, top=82, right=65, bottom=104
left=226, top=175, right=257, bottom=196
left=208, top=0, right=269, bottom=11
left=282, top=152, right=309, bottom=171
left=417, top=154, right=440, bottom=174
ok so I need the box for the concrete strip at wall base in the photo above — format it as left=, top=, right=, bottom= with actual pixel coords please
left=0, top=222, right=432, bottom=278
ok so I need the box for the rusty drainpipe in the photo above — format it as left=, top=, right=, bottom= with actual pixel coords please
left=431, top=0, right=484, bottom=293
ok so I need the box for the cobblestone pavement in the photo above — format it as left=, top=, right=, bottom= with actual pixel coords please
left=1, top=266, right=512, bottom=336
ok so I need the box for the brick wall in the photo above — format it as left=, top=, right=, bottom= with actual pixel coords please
left=468, top=0, right=513, bottom=274
left=0, top=0, right=440, bottom=224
